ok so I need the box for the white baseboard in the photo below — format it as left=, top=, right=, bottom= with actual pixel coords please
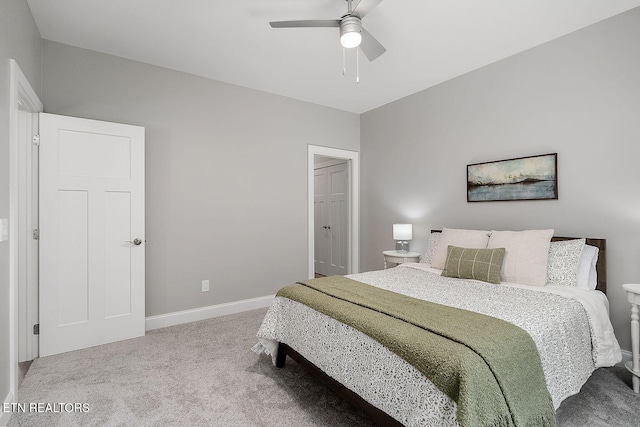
left=1, top=390, right=14, bottom=427
left=145, top=295, right=275, bottom=331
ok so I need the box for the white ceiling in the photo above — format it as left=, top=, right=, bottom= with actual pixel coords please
left=27, top=0, right=640, bottom=114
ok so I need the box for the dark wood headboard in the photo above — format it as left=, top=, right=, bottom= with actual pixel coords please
left=430, top=230, right=606, bottom=293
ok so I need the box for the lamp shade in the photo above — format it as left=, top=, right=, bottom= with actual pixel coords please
left=393, top=224, right=412, bottom=241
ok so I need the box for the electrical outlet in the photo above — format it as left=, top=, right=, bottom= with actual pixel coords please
left=202, top=280, right=210, bottom=292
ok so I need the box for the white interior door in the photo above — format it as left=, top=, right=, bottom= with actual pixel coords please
left=39, top=113, right=145, bottom=357
left=314, top=168, right=329, bottom=276
left=314, top=161, right=349, bottom=276
left=326, top=163, right=348, bottom=276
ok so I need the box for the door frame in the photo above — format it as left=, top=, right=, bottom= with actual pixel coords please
left=8, top=59, right=43, bottom=403
left=307, top=145, right=359, bottom=278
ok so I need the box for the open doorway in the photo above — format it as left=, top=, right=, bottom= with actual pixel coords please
left=307, top=146, right=359, bottom=279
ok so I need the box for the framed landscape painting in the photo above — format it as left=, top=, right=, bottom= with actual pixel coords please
left=467, top=153, right=558, bottom=202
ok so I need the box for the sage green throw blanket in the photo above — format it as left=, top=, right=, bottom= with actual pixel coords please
left=277, top=276, right=555, bottom=427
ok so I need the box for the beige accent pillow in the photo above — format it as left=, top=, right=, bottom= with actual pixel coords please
left=431, top=228, right=491, bottom=270
left=487, top=229, right=554, bottom=286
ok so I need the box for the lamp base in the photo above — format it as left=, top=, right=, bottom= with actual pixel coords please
left=395, top=241, right=410, bottom=254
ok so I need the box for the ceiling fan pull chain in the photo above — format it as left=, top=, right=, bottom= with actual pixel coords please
left=356, top=48, right=360, bottom=84
left=343, top=47, right=346, bottom=76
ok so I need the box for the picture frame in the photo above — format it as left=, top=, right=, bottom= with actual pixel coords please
left=467, top=153, right=558, bottom=202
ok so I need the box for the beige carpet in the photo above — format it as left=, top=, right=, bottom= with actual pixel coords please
left=8, top=308, right=372, bottom=427
left=7, top=308, right=640, bottom=426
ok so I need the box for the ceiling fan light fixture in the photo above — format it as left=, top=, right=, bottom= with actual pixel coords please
left=340, top=16, right=362, bottom=48
left=340, top=31, right=362, bottom=48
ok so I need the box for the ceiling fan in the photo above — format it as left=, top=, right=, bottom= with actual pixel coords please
left=269, top=0, right=386, bottom=62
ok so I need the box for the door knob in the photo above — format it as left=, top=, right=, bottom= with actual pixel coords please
left=126, top=238, right=142, bottom=245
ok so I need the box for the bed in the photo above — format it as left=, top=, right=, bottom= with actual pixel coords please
left=253, top=229, right=622, bottom=426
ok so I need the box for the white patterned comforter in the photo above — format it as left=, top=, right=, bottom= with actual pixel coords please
left=254, top=264, right=622, bottom=426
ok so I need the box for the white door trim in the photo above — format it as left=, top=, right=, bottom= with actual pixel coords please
left=8, top=59, right=43, bottom=407
left=308, top=145, right=359, bottom=279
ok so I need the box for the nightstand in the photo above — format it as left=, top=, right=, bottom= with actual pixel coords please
left=622, top=283, right=640, bottom=393
left=383, top=250, right=421, bottom=269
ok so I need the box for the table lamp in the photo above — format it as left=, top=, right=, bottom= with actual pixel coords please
left=393, top=224, right=412, bottom=254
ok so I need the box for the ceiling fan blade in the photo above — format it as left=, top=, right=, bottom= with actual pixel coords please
left=352, top=0, right=383, bottom=18
left=269, top=20, right=340, bottom=28
left=360, top=27, right=386, bottom=61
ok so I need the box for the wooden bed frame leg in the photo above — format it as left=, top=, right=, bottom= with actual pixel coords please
left=275, top=342, right=287, bottom=368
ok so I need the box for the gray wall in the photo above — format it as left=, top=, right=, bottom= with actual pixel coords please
left=0, top=0, right=41, bottom=405
left=41, top=41, right=360, bottom=317
left=361, top=8, right=640, bottom=352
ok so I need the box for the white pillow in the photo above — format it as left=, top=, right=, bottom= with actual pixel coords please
left=576, top=244, right=599, bottom=290
left=546, top=239, right=585, bottom=287
left=421, top=232, right=441, bottom=265
left=487, top=229, right=554, bottom=286
left=430, top=228, right=491, bottom=270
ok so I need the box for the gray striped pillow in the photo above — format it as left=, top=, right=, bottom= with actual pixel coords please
left=441, top=246, right=506, bottom=284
